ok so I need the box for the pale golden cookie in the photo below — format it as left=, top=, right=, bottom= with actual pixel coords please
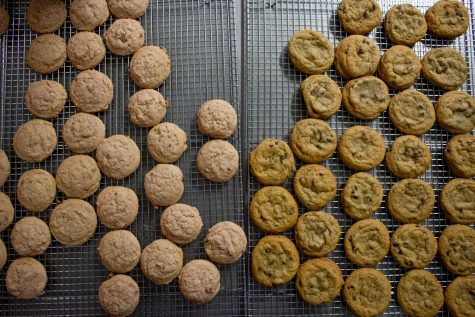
left=288, top=30, right=334, bottom=75
left=293, top=164, right=336, bottom=210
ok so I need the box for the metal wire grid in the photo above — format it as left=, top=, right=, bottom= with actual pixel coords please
left=245, top=0, right=474, bottom=316
left=0, top=0, right=244, bottom=316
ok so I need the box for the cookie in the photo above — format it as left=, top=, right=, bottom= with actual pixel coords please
left=0, top=5, right=9, bottom=36
left=421, top=48, right=467, bottom=91
left=435, top=91, right=475, bottom=134
left=96, top=186, right=139, bottom=230
left=26, top=34, right=66, bottom=74
left=196, top=99, right=238, bottom=138
left=6, top=257, right=47, bottom=299
left=49, top=199, right=97, bottom=246
left=63, top=113, right=106, bottom=154
left=440, top=178, right=475, bottom=224
left=426, top=0, right=469, bottom=39
left=128, top=89, right=168, bottom=128
left=56, top=155, right=101, bottom=199
left=11, top=216, right=51, bottom=257
left=296, top=258, right=344, bottom=305
left=388, top=179, right=435, bottom=223
left=338, top=0, right=382, bottom=35
left=13, top=119, right=57, bottom=163
left=98, top=274, right=139, bottom=317
left=27, top=0, right=66, bottom=33
left=391, top=224, right=437, bottom=269
left=341, top=172, right=383, bottom=220
left=334, top=35, right=381, bottom=79
left=0, top=238, right=6, bottom=270
left=104, top=19, right=145, bottom=56
left=108, top=0, right=149, bottom=19
left=70, top=0, right=109, bottom=31
left=343, top=268, right=391, bottom=317
left=293, top=164, right=337, bottom=210
left=445, top=134, right=475, bottom=178
left=204, top=221, right=247, bottom=264
left=289, top=118, right=337, bottom=163
left=0, top=149, right=10, bottom=187
left=0, top=192, right=14, bottom=232
left=129, top=46, right=171, bottom=88
left=25, top=80, right=67, bottom=118
left=140, top=239, right=183, bottom=284
left=160, top=204, right=203, bottom=245
left=300, top=75, right=342, bottom=119
left=379, top=45, right=422, bottom=90
left=67, top=31, right=106, bottom=70
left=249, top=186, right=298, bottom=234
left=344, top=219, right=390, bottom=267
left=96, top=135, right=141, bottom=180
left=386, top=135, right=432, bottom=178
left=249, top=139, right=296, bottom=185
left=384, top=4, right=427, bottom=46
left=70, top=70, right=114, bottom=113
left=338, top=126, right=386, bottom=170
left=17, top=169, right=56, bottom=212
left=179, top=259, right=220, bottom=304
left=197, top=139, right=239, bottom=183
left=144, top=164, right=184, bottom=207
left=438, top=224, right=475, bottom=275
left=295, top=211, right=340, bottom=257
left=288, top=30, right=334, bottom=75
left=252, top=235, right=299, bottom=287
left=342, top=76, right=389, bottom=119
left=147, top=122, right=187, bottom=163
left=445, top=275, right=475, bottom=317
left=98, top=230, right=141, bottom=273
left=397, top=269, right=444, bottom=317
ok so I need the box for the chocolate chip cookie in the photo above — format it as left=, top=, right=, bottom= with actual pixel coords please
left=128, top=89, right=168, bottom=128
left=386, top=135, right=432, bottom=178
left=11, top=216, right=51, bottom=257
left=67, top=31, right=106, bottom=70
left=0, top=238, right=6, bottom=270
left=388, top=179, right=435, bottom=223
left=440, top=178, right=475, bottom=224
left=17, top=169, right=56, bottom=212
left=300, top=75, right=342, bottom=119
left=27, top=34, right=66, bottom=74
left=0, top=5, right=9, bottom=36
left=293, top=164, right=337, bottom=210
left=98, top=230, right=141, bottom=273
left=129, top=46, right=171, bottom=88
left=13, top=119, right=57, bottom=163
left=288, top=30, right=334, bottom=75
left=0, top=192, right=14, bottom=232
left=104, top=19, right=145, bottom=56
left=179, top=259, right=220, bottom=304
left=147, top=122, right=187, bottom=163
left=197, top=139, right=239, bottom=183
left=27, top=0, right=66, bottom=33
left=96, top=186, right=139, bottom=229
left=384, top=4, right=427, bottom=46
left=335, top=35, right=380, bottom=79
left=342, top=76, right=389, bottom=119
left=98, top=274, right=139, bottom=317
left=445, top=275, right=475, bottom=317
left=421, top=47, right=467, bottom=91
left=70, top=70, right=114, bottom=113
left=196, top=99, right=238, bottom=138
left=445, top=134, right=475, bottom=178
left=391, top=224, right=437, bottom=269
left=439, top=224, right=475, bottom=275
left=70, top=0, right=109, bottom=31
left=295, top=211, right=340, bottom=257
left=0, top=149, right=9, bottom=187
left=144, top=164, right=184, bottom=207
left=160, top=204, right=203, bottom=245
left=141, top=239, right=183, bottom=285
left=338, top=0, right=382, bottom=35
left=26, top=80, right=67, bottom=118
left=341, top=172, right=383, bottom=220
left=56, top=155, right=101, bottom=199
left=426, top=0, right=469, bottom=39
left=204, top=221, right=247, bottom=264
left=96, top=135, right=141, bottom=180
left=6, top=257, right=47, bottom=299
left=379, top=45, right=422, bottom=90
left=435, top=91, right=475, bottom=134
left=63, top=113, right=106, bottom=154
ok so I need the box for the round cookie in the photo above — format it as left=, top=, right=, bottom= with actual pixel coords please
left=343, top=268, right=391, bottom=317
left=445, top=275, right=475, bottom=317
left=0, top=149, right=10, bottom=187
left=391, top=224, right=437, bottom=269
left=0, top=238, right=6, bottom=271
left=56, top=155, right=101, bottom=199
left=26, top=34, right=66, bottom=74
left=67, top=32, right=106, bottom=70
left=421, top=48, right=467, bottom=91
left=344, top=219, right=390, bottom=267
left=438, top=224, right=475, bottom=275
left=179, top=259, right=220, bottom=304
left=397, top=269, right=444, bottom=317
left=63, top=113, right=106, bottom=154
left=288, top=29, right=334, bottom=75
left=300, top=75, right=342, bottom=119
left=342, top=76, right=389, bottom=120
left=96, top=135, right=141, bottom=180
left=386, top=135, right=432, bottom=178
left=25, top=80, right=67, bottom=118
left=296, top=258, right=343, bottom=305
left=295, top=211, right=340, bottom=257
left=13, top=119, right=57, bottom=163
left=196, top=99, right=238, bottom=138
left=108, top=0, right=149, bottom=19
left=144, top=164, right=184, bottom=207
left=440, top=178, right=475, bottom=224
left=98, top=274, right=139, bottom=317
left=334, top=35, right=381, bottom=79
left=249, top=139, right=296, bottom=185
left=11, top=216, right=51, bottom=257
left=252, top=235, right=299, bottom=287
left=17, top=169, right=56, bottom=212
left=128, top=89, right=168, bottom=128
left=338, top=126, right=386, bottom=171
left=0, top=5, right=9, bottom=36
left=289, top=118, right=337, bottom=163
left=129, top=46, right=171, bottom=89
left=96, top=186, right=139, bottom=229
left=27, top=0, right=66, bottom=33
left=140, top=239, right=183, bottom=284
left=338, top=0, right=382, bottom=35
left=197, top=139, right=239, bottom=183
left=204, top=221, right=247, bottom=264
left=379, top=45, right=422, bottom=90
left=104, top=19, right=145, bottom=56
left=426, top=0, right=469, bottom=39
left=293, top=164, right=336, bottom=210
left=147, top=122, right=187, bottom=163
left=70, top=0, right=109, bottom=31
left=160, top=204, right=202, bottom=245
left=436, top=91, right=475, bottom=134
left=388, top=179, right=435, bottom=223
left=0, top=192, right=14, bottom=232
left=445, top=134, right=475, bottom=178
left=70, top=70, right=114, bottom=113
left=341, top=172, right=383, bottom=220
left=6, top=257, right=47, bottom=299
left=384, top=4, right=427, bottom=46
left=98, top=230, right=141, bottom=273
left=49, top=199, right=97, bottom=246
